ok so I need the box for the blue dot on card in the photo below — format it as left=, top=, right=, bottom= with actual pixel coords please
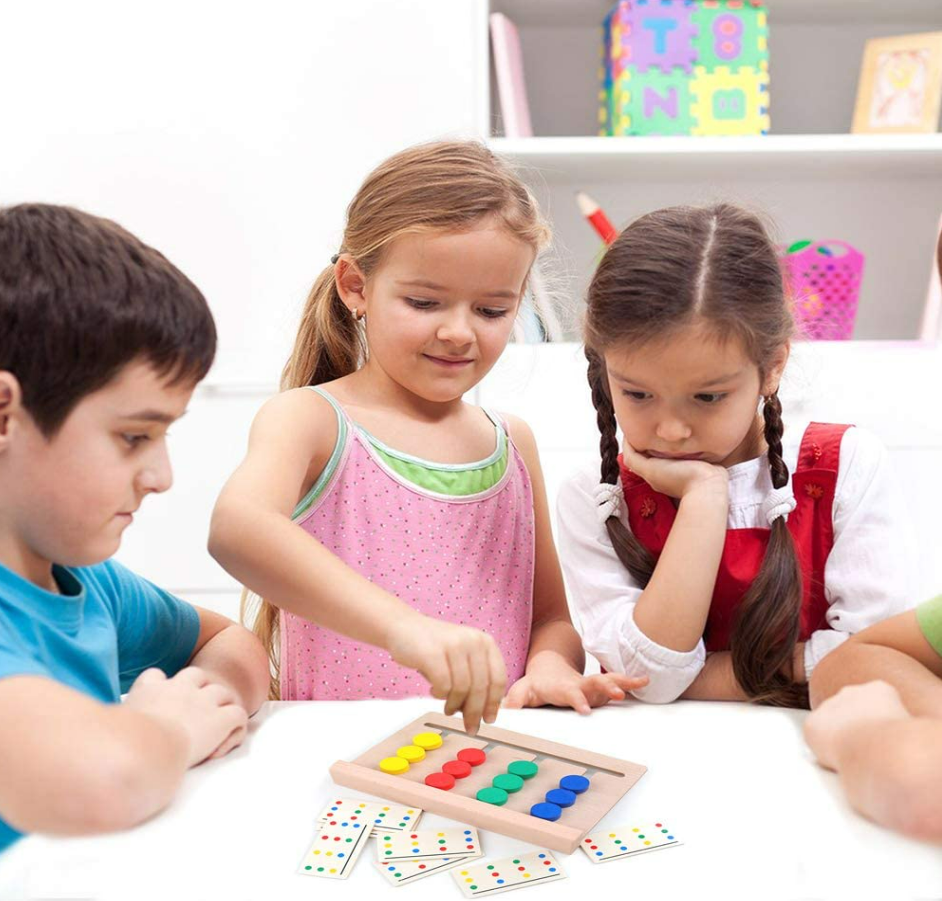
left=388, top=866, right=395, bottom=871
left=549, top=867, right=557, bottom=872
left=404, top=816, right=411, bottom=820
left=668, top=835, right=674, bottom=840
left=538, top=854, right=546, bottom=859
left=620, top=846, right=627, bottom=851
left=412, top=849, right=419, bottom=854
left=338, top=853, right=345, bottom=858
left=464, top=830, right=471, bottom=835
left=353, top=824, right=360, bottom=829
left=497, top=880, right=504, bottom=884
left=331, top=806, right=338, bottom=811
left=595, top=851, right=602, bottom=857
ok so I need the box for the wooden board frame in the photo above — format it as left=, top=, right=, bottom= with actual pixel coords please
left=329, top=712, right=646, bottom=854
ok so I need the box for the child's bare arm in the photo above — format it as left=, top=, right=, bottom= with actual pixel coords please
left=0, top=669, right=244, bottom=836
left=208, top=389, right=505, bottom=734
left=804, top=681, right=942, bottom=843
left=619, top=444, right=730, bottom=652
left=809, top=610, right=942, bottom=717
left=187, top=606, right=270, bottom=716
left=501, top=416, right=648, bottom=713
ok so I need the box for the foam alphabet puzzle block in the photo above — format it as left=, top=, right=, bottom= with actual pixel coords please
left=599, top=0, right=770, bottom=136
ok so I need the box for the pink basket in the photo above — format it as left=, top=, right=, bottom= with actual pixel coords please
left=781, top=240, right=865, bottom=341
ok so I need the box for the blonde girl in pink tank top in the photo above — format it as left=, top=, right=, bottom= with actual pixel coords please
left=210, top=141, right=647, bottom=732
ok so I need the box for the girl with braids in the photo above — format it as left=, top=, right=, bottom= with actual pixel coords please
left=210, top=141, right=645, bottom=733
left=557, top=203, right=916, bottom=708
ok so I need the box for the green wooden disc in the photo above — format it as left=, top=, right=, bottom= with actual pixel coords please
left=507, top=760, right=539, bottom=779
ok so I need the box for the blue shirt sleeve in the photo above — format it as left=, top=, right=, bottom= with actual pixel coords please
left=93, top=560, right=200, bottom=693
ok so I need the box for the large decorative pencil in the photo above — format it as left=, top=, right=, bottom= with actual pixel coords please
left=576, top=191, right=618, bottom=245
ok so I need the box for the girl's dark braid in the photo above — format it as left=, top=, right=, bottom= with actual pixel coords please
left=762, top=391, right=788, bottom=490
left=586, top=347, right=621, bottom=487
left=585, top=346, right=656, bottom=587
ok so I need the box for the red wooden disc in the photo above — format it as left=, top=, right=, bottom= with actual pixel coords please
left=425, top=771, right=456, bottom=790
left=442, top=760, right=473, bottom=779
left=457, top=748, right=486, bottom=767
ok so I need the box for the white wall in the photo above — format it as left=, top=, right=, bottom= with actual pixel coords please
left=3, top=0, right=481, bottom=385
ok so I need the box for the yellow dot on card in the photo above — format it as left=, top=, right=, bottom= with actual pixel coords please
left=609, top=833, right=616, bottom=838
left=329, top=869, right=336, bottom=873
left=412, top=842, right=419, bottom=847
left=524, top=873, right=531, bottom=878
left=313, top=850, right=320, bottom=856
left=379, top=756, right=410, bottom=775
left=466, top=878, right=474, bottom=883
left=460, top=872, right=468, bottom=876
left=632, top=828, right=640, bottom=832
left=437, top=832, right=445, bottom=837
left=413, top=732, right=443, bottom=750
left=397, top=745, right=426, bottom=763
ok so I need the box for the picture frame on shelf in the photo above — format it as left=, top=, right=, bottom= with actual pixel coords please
left=852, top=31, right=942, bottom=134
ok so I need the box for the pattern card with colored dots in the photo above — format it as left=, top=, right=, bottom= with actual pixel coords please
left=378, top=827, right=480, bottom=862
left=316, top=797, right=422, bottom=835
left=372, top=849, right=483, bottom=887
left=451, top=851, right=566, bottom=898
left=579, top=822, right=681, bottom=864
left=297, top=821, right=372, bottom=880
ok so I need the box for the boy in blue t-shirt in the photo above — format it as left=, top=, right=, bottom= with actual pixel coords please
left=0, top=204, right=270, bottom=854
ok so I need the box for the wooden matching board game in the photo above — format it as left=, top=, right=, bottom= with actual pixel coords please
left=329, top=712, right=647, bottom=854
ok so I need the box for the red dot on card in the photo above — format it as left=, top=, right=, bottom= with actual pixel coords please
left=543, top=860, right=551, bottom=865
left=467, top=845, right=474, bottom=849
left=443, top=760, right=472, bottom=779
left=656, top=823, right=662, bottom=827
left=350, top=816, right=357, bottom=820
left=334, top=837, right=341, bottom=842
left=419, top=865, right=426, bottom=870
left=492, top=872, right=500, bottom=877
left=411, top=834, right=418, bottom=839
left=590, top=845, right=598, bottom=850
left=441, top=847, right=448, bottom=852
left=518, top=866, right=525, bottom=871
left=457, top=748, right=486, bottom=766
left=584, top=839, right=592, bottom=843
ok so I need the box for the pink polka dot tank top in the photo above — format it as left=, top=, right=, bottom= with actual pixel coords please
left=279, top=388, right=534, bottom=700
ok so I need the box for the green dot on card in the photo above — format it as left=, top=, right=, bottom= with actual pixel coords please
left=508, top=760, right=538, bottom=779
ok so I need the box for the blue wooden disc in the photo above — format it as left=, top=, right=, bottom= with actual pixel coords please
left=559, top=774, right=590, bottom=794
left=530, top=802, right=562, bottom=821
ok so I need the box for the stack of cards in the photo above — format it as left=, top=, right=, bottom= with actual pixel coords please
left=374, top=827, right=483, bottom=887
left=579, top=821, right=681, bottom=864
left=316, top=797, right=423, bottom=835
left=298, top=797, right=426, bottom=880
left=451, top=851, right=566, bottom=897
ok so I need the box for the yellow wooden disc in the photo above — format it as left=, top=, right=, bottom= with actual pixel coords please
left=396, top=745, right=426, bottom=763
left=412, top=732, right=443, bottom=750
left=379, top=756, right=410, bottom=775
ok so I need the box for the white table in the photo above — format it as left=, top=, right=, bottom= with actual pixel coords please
left=1, top=698, right=939, bottom=901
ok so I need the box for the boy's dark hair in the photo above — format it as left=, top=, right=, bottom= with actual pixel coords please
left=0, top=204, right=216, bottom=436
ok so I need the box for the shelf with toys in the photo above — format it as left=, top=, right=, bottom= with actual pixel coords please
left=476, top=0, right=942, bottom=341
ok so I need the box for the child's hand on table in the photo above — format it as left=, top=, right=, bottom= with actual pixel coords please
left=124, top=666, right=250, bottom=766
left=803, top=679, right=910, bottom=771
left=386, top=615, right=507, bottom=736
left=502, top=652, right=648, bottom=714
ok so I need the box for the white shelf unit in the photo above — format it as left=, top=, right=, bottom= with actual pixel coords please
left=477, top=0, right=942, bottom=341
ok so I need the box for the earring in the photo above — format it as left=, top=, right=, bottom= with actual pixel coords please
left=354, top=308, right=365, bottom=322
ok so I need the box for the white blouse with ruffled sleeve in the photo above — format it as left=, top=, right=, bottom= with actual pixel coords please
left=556, top=426, right=918, bottom=704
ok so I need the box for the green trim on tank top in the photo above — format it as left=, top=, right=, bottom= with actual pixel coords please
left=292, top=387, right=509, bottom=516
